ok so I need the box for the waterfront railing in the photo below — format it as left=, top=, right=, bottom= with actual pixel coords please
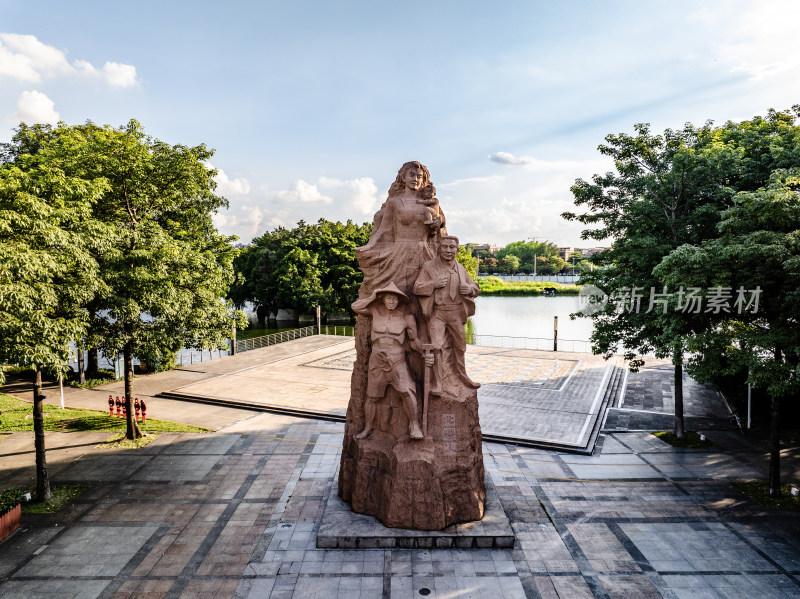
left=235, top=325, right=317, bottom=353
left=198, top=325, right=593, bottom=359
left=466, top=334, right=591, bottom=353
left=320, top=325, right=355, bottom=337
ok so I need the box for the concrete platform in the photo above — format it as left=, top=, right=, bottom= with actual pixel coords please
left=158, top=336, right=620, bottom=453
left=317, top=473, right=514, bottom=550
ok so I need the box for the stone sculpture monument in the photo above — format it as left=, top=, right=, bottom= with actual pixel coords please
left=338, top=161, right=485, bottom=530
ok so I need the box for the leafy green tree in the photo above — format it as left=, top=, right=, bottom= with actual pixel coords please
left=564, top=122, right=739, bottom=438
left=456, top=245, right=478, bottom=279
left=500, top=255, right=520, bottom=274
left=497, top=240, right=559, bottom=273
left=231, top=219, right=372, bottom=321
left=88, top=121, right=241, bottom=439
left=534, top=255, right=567, bottom=275
left=6, top=120, right=244, bottom=440
left=479, top=256, right=498, bottom=274
left=0, top=125, right=108, bottom=498
left=273, top=246, right=325, bottom=314
left=565, top=107, right=800, bottom=444
left=656, top=168, right=800, bottom=495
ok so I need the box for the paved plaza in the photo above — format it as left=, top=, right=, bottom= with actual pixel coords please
left=160, top=336, right=617, bottom=451
left=1, top=337, right=799, bottom=598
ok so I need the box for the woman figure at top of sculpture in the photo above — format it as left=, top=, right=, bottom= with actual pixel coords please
left=356, top=161, right=447, bottom=296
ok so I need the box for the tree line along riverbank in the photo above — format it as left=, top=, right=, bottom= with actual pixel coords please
left=477, top=276, right=580, bottom=296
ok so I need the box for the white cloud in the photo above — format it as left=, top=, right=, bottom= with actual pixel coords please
left=489, top=152, right=533, bottom=166
left=273, top=180, right=334, bottom=204
left=0, top=33, right=138, bottom=87
left=212, top=205, right=269, bottom=240
left=713, top=1, right=800, bottom=81
left=210, top=175, right=381, bottom=242
left=13, top=90, right=59, bottom=124
left=265, top=176, right=380, bottom=213
left=317, top=176, right=379, bottom=215
left=0, top=34, right=70, bottom=81
left=438, top=175, right=504, bottom=189
left=438, top=156, right=612, bottom=247
left=102, top=61, right=138, bottom=88
left=212, top=165, right=251, bottom=195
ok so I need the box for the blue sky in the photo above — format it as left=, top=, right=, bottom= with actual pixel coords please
left=2, top=0, right=798, bottom=247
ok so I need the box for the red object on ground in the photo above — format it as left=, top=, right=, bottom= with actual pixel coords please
left=108, top=395, right=114, bottom=415
left=134, top=397, right=141, bottom=420
left=115, top=396, right=121, bottom=416
left=0, top=504, right=21, bottom=542
left=140, top=398, right=146, bottom=424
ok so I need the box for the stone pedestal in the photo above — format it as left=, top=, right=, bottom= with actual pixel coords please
left=319, top=473, right=511, bottom=549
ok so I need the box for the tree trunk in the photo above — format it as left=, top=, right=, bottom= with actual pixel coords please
left=769, top=393, right=781, bottom=497
left=768, top=347, right=782, bottom=497
left=87, top=347, right=99, bottom=378
left=32, top=368, right=52, bottom=501
left=258, top=305, right=269, bottom=329
left=77, top=341, right=86, bottom=385
left=673, top=345, right=685, bottom=439
left=123, top=344, right=142, bottom=440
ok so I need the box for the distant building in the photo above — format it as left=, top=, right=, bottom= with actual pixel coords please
left=469, top=243, right=501, bottom=255
left=558, top=246, right=573, bottom=261
left=579, top=247, right=609, bottom=257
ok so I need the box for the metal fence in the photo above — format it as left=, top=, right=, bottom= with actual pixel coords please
left=235, top=325, right=317, bottom=353
left=231, top=325, right=592, bottom=355
left=320, top=325, right=355, bottom=337
left=177, top=347, right=231, bottom=366
left=467, top=334, right=592, bottom=353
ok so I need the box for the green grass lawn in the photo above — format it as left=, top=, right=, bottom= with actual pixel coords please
left=64, top=368, right=122, bottom=388
left=654, top=431, right=716, bottom=448
left=22, top=484, right=90, bottom=514
left=478, top=276, right=581, bottom=296
left=0, top=392, right=207, bottom=433
left=732, top=481, right=800, bottom=510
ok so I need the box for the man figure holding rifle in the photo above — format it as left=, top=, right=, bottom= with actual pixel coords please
left=414, top=235, right=481, bottom=395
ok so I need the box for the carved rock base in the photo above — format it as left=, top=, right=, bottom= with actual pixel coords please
left=339, top=349, right=485, bottom=530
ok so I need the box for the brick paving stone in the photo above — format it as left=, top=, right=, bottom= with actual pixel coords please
left=596, top=573, right=663, bottom=598
left=534, top=574, right=595, bottom=599
left=621, top=522, right=775, bottom=573
left=568, top=523, right=641, bottom=573
left=4, top=423, right=796, bottom=599
left=0, top=579, right=110, bottom=599
left=2, top=337, right=800, bottom=599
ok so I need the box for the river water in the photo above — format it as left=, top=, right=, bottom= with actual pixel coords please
left=242, top=295, right=597, bottom=352
left=469, top=295, right=594, bottom=347
left=70, top=295, right=596, bottom=373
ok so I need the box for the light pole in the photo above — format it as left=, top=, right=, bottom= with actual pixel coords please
left=528, top=237, right=544, bottom=280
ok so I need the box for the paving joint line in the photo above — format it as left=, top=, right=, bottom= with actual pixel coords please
left=96, top=523, right=172, bottom=599
left=604, top=521, right=680, bottom=599
left=508, top=451, right=613, bottom=599
left=162, top=438, right=269, bottom=599
left=720, top=519, right=800, bottom=590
